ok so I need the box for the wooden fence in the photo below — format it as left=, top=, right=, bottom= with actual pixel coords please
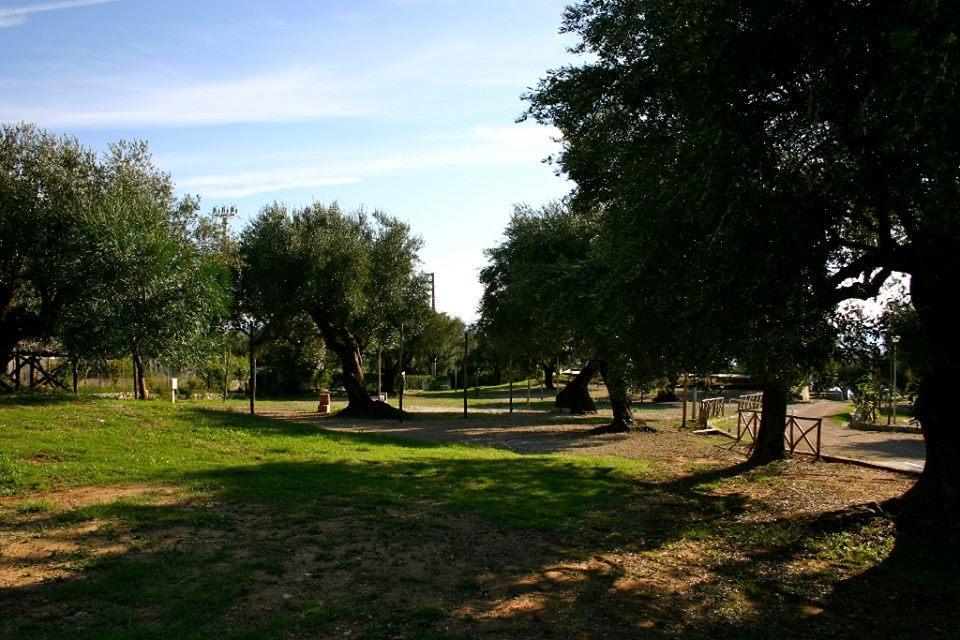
left=735, top=392, right=763, bottom=412
left=734, top=410, right=822, bottom=459
left=786, top=415, right=822, bottom=459
left=698, top=396, right=726, bottom=426
left=0, top=350, right=74, bottom=393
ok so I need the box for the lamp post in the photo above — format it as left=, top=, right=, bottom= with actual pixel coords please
left=399, top=323, right=404, bottom=418
left=891, top=335, right=900, bottom=426
left=213, top=205, right=237, bottom=401
left=427, top=272, right=437, bottom=376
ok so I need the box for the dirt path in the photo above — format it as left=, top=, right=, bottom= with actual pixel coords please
left=789, top=400, right=925, bottom=472
left=284, top=407, right=741, bottom=470
left=274, top=395, right=926, bottom=474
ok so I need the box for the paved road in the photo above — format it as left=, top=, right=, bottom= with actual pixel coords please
left=789, top=400, right=925, bottom=473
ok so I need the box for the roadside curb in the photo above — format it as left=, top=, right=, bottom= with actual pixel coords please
left=818, top=454, right=922, bottom=476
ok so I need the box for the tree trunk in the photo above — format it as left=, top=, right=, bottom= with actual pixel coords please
left=591, top=359, right=637, bottom=434
left=887, top=265, right=960, bottom=522
left=542, top=363, right=556, bottom=391
left=749, top=380, right=788, bottom=464
left=555, top=360, right=598, bottom=414
left=133, top=349, right=148, bottom=400
left=309, top=310, right=404, bottom=419
left=382, top=360, right=399, bottom=395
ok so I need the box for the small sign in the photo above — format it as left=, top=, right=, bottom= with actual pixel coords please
left=171, top=378, right=178, bottom=390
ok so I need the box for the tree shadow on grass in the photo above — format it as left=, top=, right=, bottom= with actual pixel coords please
left=2, top=410, right=954, bottom=639
left=0, top=392, right=85, bottom=407
left=0, top=455, right=747, bottom=639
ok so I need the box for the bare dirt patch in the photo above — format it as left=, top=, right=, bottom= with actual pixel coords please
left=0, top=484, right=181, bottom=588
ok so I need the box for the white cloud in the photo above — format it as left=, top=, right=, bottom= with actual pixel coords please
left=2, top=66, right=376, bottom=127
left=176, top=124, right=561, bottom=198
left=0, top=0, right=120, bottom=28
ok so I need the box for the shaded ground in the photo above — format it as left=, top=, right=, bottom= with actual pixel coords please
left=273, top=392, right=926, bottom=473
left=0, top=396, right=956, bottom=639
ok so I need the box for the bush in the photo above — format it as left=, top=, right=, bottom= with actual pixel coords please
left=852, top=378, right=884, bottom=423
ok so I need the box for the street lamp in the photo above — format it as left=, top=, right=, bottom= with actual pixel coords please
left=426, top=272, right=437, bottom=377
left=890, top=335, right=900, bottom=426
left=213, top=206, right=237, bottom=401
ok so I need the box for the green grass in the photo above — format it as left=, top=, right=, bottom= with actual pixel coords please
left=0, top=397, right=650, bottom=530
left=1, top=396, right=956, bottom=640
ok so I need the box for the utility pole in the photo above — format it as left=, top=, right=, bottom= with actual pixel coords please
left=463, top=331, right=468, bottom=418
left=213, top=205, right=237, bottom=402
left=508, top=355, right=514, bottom=414
left=399, top=323, right=404, bottom=417
left=248, top=328, right=256, bottom=415
left=427, top=272, right=437, bottom=377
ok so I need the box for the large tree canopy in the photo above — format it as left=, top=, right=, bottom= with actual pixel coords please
left=479, top=203, right=589, bottom=373
left=527, top=1, right=959, bottom=518
left=480, top=201, right=658, bottom=431
left=0, top=123, right=97, bottom=369
left=240, top=202, right=428, bottom=417
left=59, top=141, right=228, bottom=398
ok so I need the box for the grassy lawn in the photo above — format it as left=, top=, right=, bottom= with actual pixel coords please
left=1, top=396, right=957, bottom=639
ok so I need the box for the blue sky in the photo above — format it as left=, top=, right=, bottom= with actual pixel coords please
left=0, top=0, right=576, bottom=321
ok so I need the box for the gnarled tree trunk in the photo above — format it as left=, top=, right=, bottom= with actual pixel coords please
left=591, top=359, right=637, bottom=434
left=555, top=359, right=598, bottom=414
left=749, top=380, right=788, bottom=464
left=888, top=264, right=960, bottom=522
left=542, top=362, right=556, bottom=390
left=309, top=310, right=404, bottom=419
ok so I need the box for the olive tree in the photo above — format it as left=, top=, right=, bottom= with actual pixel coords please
left=0, top=123, right=96, bottom=379
left=59, top=141, right=228, bottom=398
left=240, top=202, right=428, bottom=418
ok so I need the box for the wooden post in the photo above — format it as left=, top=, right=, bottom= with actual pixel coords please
left=692, top=386, right=698, bottom=422
left=789, top=416, right=795, bottom=454
left=681, top=384, right=687, bottom=429
left=463, top=331, right=468, bottom=418
left=377, top=348, right=382, bottom=400
left=509, top=356, right=514, bottom=414
left=815, top=418, right=822, bottom=460
left=72, top=358, right=79, bottom=394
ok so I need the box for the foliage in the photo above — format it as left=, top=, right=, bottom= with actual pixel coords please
left=526, top=2, right=843, bottom=396
left=852, top=377, right=884, bottom=424
left=0, top=123, right=97, bottom=357
left=479, top=202, right=593, bottom=368
left=58, top=141, right=229, bottom=366
left=238, top=202, right=429, bottom=411
left=256, top=328, right=326, bottom=396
